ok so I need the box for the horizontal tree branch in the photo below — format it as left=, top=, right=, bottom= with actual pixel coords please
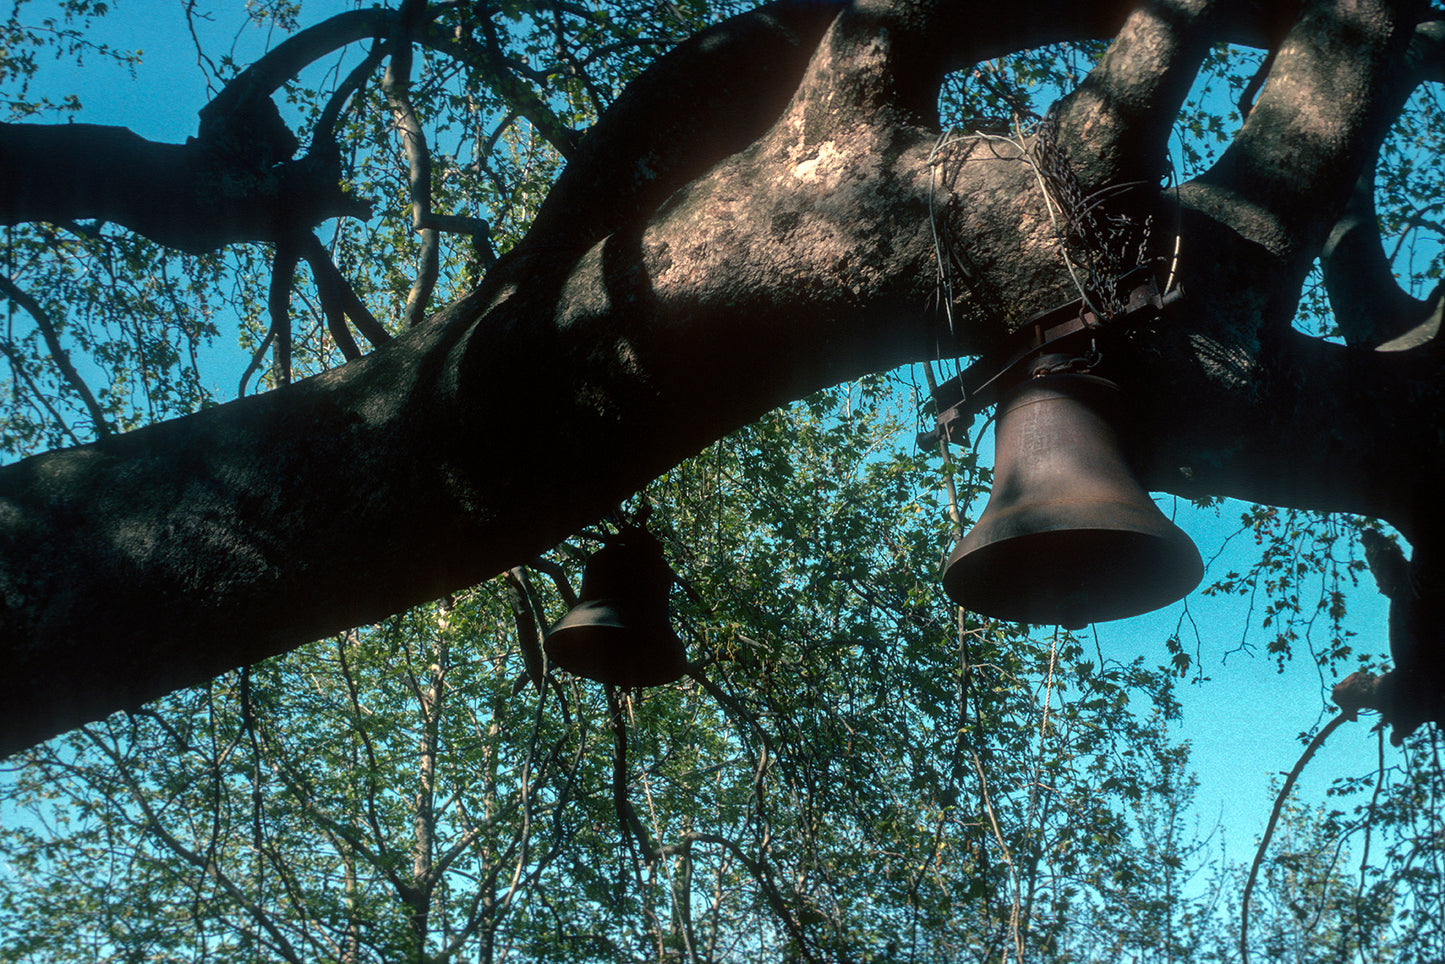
left=0, top=123, right=370, bottom=253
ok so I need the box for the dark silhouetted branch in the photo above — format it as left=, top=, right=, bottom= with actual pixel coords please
left=0, top=275, right=112, bottom=436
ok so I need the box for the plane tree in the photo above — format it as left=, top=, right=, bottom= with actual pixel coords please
left=0, top=0, right=1443, bottom=756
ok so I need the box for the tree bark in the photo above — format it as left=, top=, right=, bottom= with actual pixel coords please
left=0, top=0, right=1440, bottom=755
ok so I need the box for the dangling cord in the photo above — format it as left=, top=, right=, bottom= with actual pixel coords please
left=240, top=665, right=265, bottom=946
left=607, top=683, right=650, bottom=899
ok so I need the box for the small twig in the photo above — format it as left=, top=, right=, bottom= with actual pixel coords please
left=460, top=9, right=578, bottom=157
left=1240, top=712, right=1351, bottom=964
left=183, top=0, right=223, bottom=96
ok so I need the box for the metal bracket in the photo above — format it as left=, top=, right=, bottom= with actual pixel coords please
left=918, top=267, right=1180, bottom=448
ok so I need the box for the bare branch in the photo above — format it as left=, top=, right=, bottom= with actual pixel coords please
left=268, top=239, right=300, bottom=387
left=311, top=40, right=389, bottom=155
left=403, top=229, right=440, bottom=329
left=1239, top=713, right=1350, bottom=964
left=384, top=0, right=433, bottom=233
left=301, top=244, right=363, bottom=363
left=386, top=0, right=486, bottom=327
left=201, top=8, right=395, bottom=124
left=0, top=274, right=112, bottom=436
left=0, top=337, right=83, bottom=447
left=1321, top=163, right=1444, bottom=347
left=82, top=726, right=307, bottom=964
left=298, top=234, right=387, bottom=357
left=431, top=11, right=579, bottom=159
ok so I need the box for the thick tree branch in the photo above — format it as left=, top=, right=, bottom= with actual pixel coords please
left=1052, top=0, right=1225, bottom=187
left=0, top=95, right=956, bottom=757
left=202, top=9, right=395, bottom=117
left=0, top=9, right=392, bottom=250
left=0, top=0, right=1177, bottom=753
left=1321, top=162, right=1444, bottom=347
left=3, top=0, right=1442, bottom=756
left=0, top=4, right=551, bottom=254
left=0, top=123, right=370, bottom=253
left=524, top=0, right=845, bottom=250
left=1118, top=1, right=1442, bottom=539
left=298, top=234, right=387, bottom=354
left=300, top=238, right=363, bottom=362
left=0, top=0, right=1145, bottom=754
left=386, top=0, right=444, bottom=328
left=1185, top=0, right=1421, bottom=279
left=1331, top=529, right=1445, bottom=739
left=1127, top=313, right=1445, bottom=537
left=268, top=238, right=300, bottom=386
left=1320, top=17, right=1445, bottom=347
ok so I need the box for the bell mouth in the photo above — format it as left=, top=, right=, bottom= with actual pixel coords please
left=544, top=600, right=688, bottom=688
left=943, top=523, right=1203, bottom=629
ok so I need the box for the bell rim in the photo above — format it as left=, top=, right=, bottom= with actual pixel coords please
left=544, top=600, right=689, bottom=687
left=942, top=525, right=1204, bottom=627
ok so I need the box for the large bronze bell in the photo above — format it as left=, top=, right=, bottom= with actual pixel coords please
left=544, top=528, right=688, bottom=687
left=942, top=366, right=1202, bottom=629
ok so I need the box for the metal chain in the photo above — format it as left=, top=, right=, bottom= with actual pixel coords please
left=1029, top=340, right=1103, bottom=377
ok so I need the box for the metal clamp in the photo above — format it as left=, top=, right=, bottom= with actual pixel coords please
left=918, top=267, right=1180, bottom=448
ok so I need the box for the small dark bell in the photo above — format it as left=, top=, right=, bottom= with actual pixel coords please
left=544, top=529, right=687, bottom=687
left=942, top=370, right=1202, bottom=629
